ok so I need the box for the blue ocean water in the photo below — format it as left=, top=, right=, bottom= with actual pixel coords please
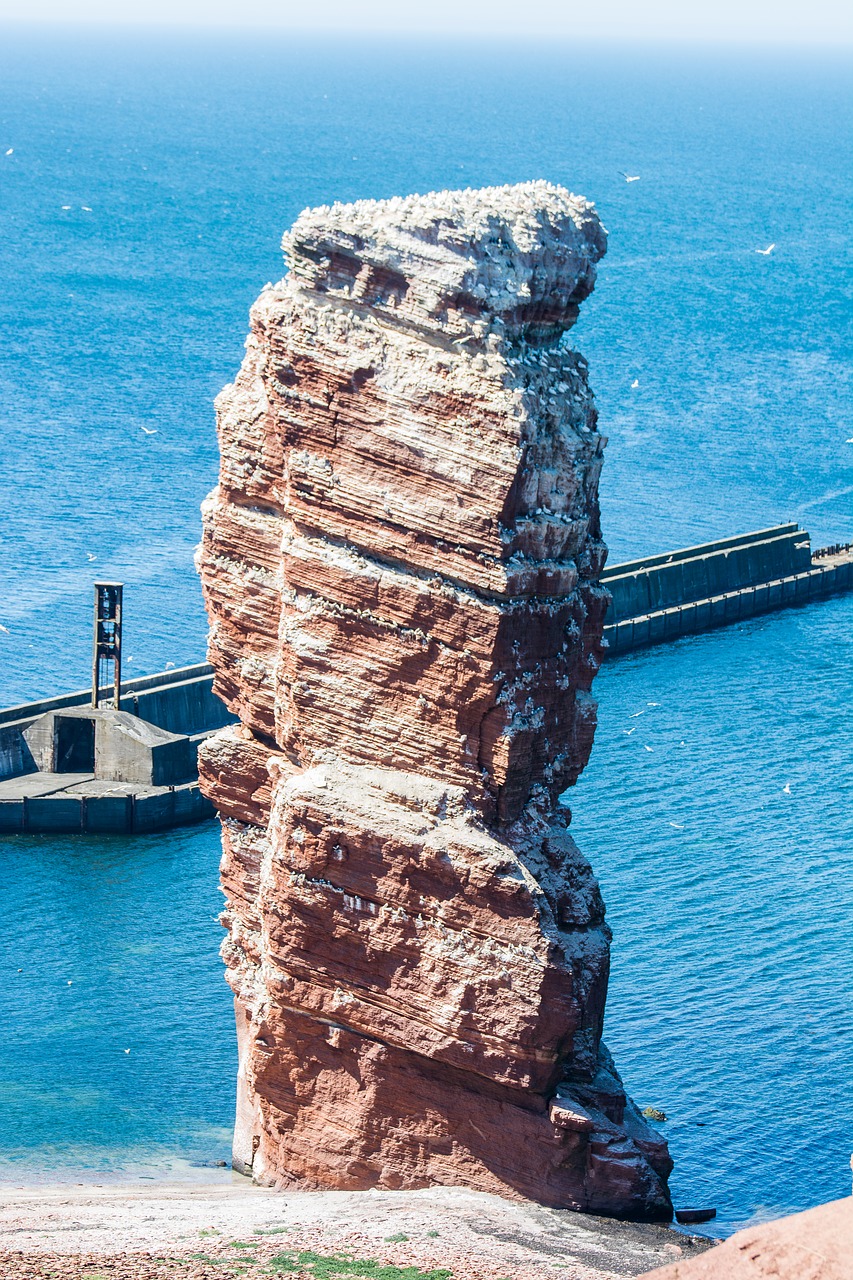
left=0, top=824, right=234, bottom=1182
left=0, top=28, right=850, bottom=1235
left=572, top=592, right=853, bottom=1231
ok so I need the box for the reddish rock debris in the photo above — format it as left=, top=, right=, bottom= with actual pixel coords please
left=638, top=1196, right=853, bottom=1279
left=197, top=181, right=673, bottom=1220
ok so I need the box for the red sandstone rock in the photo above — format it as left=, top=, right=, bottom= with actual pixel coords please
left=638, top=1197, right=853, bottom=1278
left=197, top=181, right=673, bottom=1220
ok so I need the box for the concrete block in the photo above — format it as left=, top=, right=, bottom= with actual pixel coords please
left=172, top=783, right=214, bottom=824
left=649, top=612, right=667, bottom=643
left=632, top=617, right=651, bottom=648
left=679, top=601, right=698, bottom=635
left=0, top=799, right=23, bottom=833
left=83, top=794, right=133, bottom=833
left=663, top=608, right=682, bottom=638
left=127, top=678, right=233, bottom=737
left=22, top=707, right=197, bottom=789
left=94, top=712, right=194, bottom=785
left=739, top=587, right=757, bottom=618
left=595, top=529, right=852, bottom=659
left=707, top=559, right=723, bottom=599
left=709, top=596, right=727, bottom=625
left=694, top=600, right=711, bottom=631
left=129, top=784, right=214, bottom=830
left=23, top=714, right=61, bottom=772
left=600, top=523, right=799, bottom=582
left=132, top=791, right=176, bottom=832
left=646, top=563, right=675, bottom=612
left=792, top=538, right=813, bottom=572
left=616, top=620, right=634, bottom=650
left=606, top=572, right=650, bottom=622
left=25, top=796, right=83, bottom=833
left=680, top=558, right=710, bottom=604
left=0, top=663, right=217, bottom=730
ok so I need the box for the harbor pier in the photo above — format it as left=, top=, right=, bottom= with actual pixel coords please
left=0, top=664, right=234, bottom=834
left=602, top=524, right=852, bottom=656
left=0, top=524, right=850, bottom=834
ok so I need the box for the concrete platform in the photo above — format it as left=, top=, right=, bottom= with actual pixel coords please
left=0, top=664, right=234, bottom=786
left=0, top=772, right=91, bottom=800
left=0, top=663, right=234, bottom=833
left=0, top=772, right=213, bottom=834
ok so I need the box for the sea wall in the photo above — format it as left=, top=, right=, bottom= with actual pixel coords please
left=197, top=182, right=673, bottom=1219
left=602, top=524, right=809, bottom=621
left=4, top=527, right=847, bottom=790
left=603, top=531, right=853, bottom=655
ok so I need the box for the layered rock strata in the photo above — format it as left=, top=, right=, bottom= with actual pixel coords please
left=198, top=182, right=673, bottom=1219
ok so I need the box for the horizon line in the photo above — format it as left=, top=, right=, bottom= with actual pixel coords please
left=0, top=18, right=851, bottom=48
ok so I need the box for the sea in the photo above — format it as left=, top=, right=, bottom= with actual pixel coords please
left=0, top=27, right=850, bottom=1236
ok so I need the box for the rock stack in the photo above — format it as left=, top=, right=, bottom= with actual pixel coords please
left=197, top=181, right=673, bottom=1219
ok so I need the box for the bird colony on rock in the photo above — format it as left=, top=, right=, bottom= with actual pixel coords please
left=197, top=181, right=673, bottom=1219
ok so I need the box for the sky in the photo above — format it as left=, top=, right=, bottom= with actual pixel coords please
left=0, top=0, right=851, bottom=44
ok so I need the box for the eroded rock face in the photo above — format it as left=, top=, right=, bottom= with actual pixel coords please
left=198, top=181, right=673, bottom=1219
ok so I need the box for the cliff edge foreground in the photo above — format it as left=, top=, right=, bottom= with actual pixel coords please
left=197, top=181, right=673, bottom=1220
left=639, top=1195, right=852, bottom=1279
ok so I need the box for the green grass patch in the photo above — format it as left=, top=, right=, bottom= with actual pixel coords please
left=255, top=1226, right=291, bottom=1235
left=383, top=1233, right=409, bottom=1243
left=232, top=1241, right=260, bottom=1249
left=268, top=1251, right=451, bottom=1279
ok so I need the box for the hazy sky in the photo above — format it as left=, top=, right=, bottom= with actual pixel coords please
left=0, top=0, right=851, bottom=44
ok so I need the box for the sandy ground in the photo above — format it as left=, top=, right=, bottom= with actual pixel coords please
left=0, top=1179, right=715, bottom=1280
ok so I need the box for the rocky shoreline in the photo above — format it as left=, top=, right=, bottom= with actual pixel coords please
left=0, top=1182, right=713, bottom=1279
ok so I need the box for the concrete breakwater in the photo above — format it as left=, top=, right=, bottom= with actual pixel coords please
left=602, top=523, right=852, bottom=656
left=1, top=524, right=849, bottom=834
left=0, top=665, right=234, bottom=834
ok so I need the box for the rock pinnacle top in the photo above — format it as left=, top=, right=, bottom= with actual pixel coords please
left=283, top=180, right=607, bottom=344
